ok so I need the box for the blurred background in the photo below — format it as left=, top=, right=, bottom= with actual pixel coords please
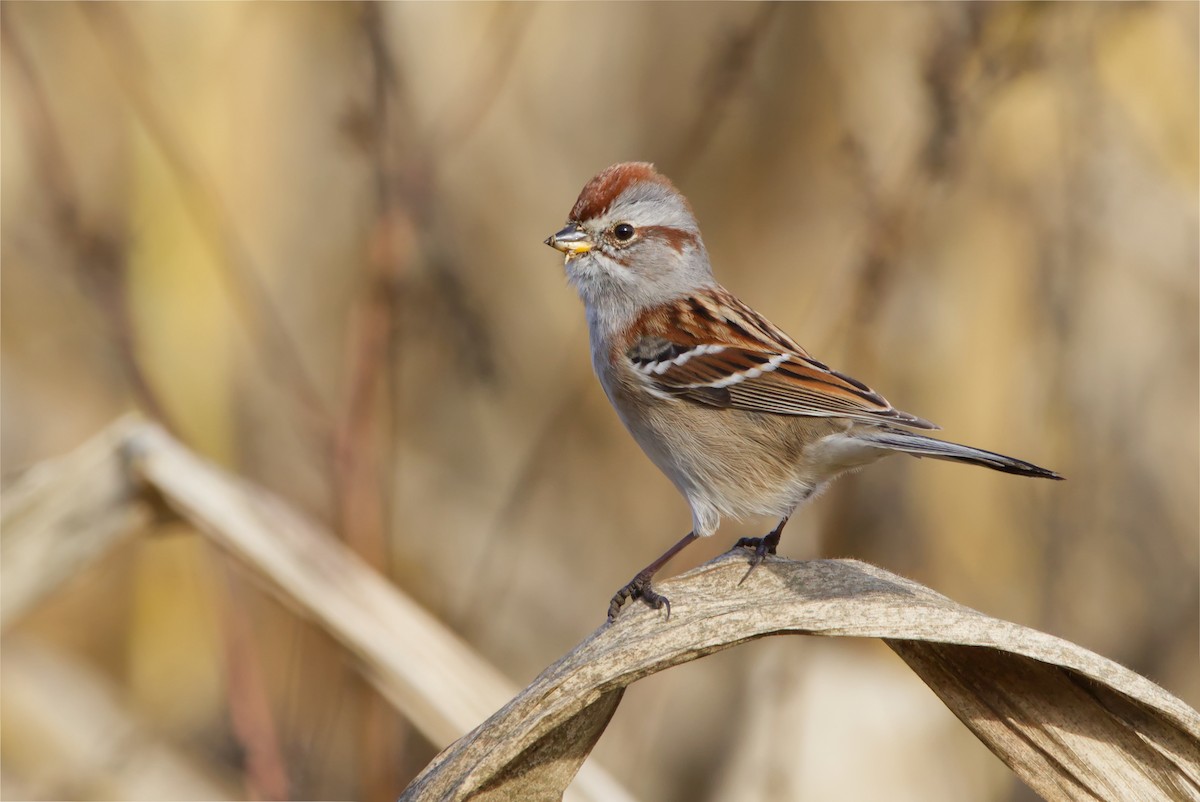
left=2, top=3, right=1197, bottom=801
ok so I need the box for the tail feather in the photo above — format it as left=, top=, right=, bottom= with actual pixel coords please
left=864, top=430, right=1063, bottom=480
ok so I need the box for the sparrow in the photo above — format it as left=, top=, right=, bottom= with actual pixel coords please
left=545, top=162, right=1061, bottom=622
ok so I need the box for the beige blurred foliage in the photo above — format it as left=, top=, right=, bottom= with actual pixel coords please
left=2, top=3, right=1196, bottom=801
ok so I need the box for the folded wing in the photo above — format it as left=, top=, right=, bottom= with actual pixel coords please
left=624, top=289, right=937, bottom=429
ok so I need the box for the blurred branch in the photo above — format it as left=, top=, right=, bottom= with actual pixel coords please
left=339, top=6, right=504, bottom=591
left=0, top=418, right=154, bottom=629
left=0, top=6, right=177, bottom=431
left=349, top=8, right=416, bottom=797
left=0, top=416, right=635, bottom=802
left=352, top=4, right=501, bottom=385
left=426, top=3, right=535, bottom=155
left=63, top=10, right=335, bottom=789
left=454, top=378, right=590, bottom=629
left=215, top=562, right=291, bottom=801
left=5, top=415, right=1199, bottom=801
left=802, top=6, right=1043, bottom=359
left=329, top=2, right=408, bottom=572
left=672, top=4, right=779, bottom=177
left=0, top=4, right=74, bottom=213
left=124, top=419, right=510, bottom=749
left=403, top=555, right=1200, bottom=802
left=77, top=4, right=334, bottom=441
left=1, top=637, right=239, bottom=800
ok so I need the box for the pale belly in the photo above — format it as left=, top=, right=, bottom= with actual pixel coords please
left=612, top=389, right=889, bottom=536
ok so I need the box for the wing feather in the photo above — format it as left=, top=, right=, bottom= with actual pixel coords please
left=623, top=289, right=937, bottom=429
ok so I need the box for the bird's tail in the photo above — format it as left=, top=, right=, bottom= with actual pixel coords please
left=863, top=429, right=1063, bottom=480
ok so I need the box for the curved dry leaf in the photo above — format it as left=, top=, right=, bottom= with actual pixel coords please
left=401, top=555, right=1200, bottom=802
left=6, top=417, right=1196, bottom=802
left=0, top=417, right=634, bottom=802
left=0, top=417, right=154, bottom=628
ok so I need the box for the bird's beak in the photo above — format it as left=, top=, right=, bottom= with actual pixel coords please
left=544, top=223, right=593, bottom=256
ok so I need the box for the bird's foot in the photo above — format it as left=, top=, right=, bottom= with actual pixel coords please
left=608, top=570, right=671, bottom=623
left=735, top=529, right=782, bottom=586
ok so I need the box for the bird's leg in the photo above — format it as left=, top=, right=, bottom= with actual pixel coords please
left=736, top=515, right=790, bottom=585
left=608, top=531, right=700, bottom=622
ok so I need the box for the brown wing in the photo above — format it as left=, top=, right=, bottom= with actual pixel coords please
left=624, top=289, right=937, bottom=430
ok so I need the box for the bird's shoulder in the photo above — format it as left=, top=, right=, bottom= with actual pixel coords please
left=617, top=286, right=806, bottom=359
left=609, top=287, right=937, bottom=429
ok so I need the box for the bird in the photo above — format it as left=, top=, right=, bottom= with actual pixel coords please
left=544, top=162, right=1062, bottom=622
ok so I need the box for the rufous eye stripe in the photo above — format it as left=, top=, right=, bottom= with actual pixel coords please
left=639, top=226, right=699, bottom=254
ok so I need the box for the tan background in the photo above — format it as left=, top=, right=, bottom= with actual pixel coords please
left=2, top=3, right=1197, bottom=801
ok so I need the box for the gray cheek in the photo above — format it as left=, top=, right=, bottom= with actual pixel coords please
left=629, top=244, right=714, bottom=301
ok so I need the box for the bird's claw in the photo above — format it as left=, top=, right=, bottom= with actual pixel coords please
left=608, top=571, right=672, bottom=622
left=735, top=531, right=781, bottom=585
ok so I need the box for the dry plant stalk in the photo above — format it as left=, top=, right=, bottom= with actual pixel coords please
left=0, top=417, right=155, bottom=628
left=1, top=637, right=237, bottom=800
left=402, top=554, right=1200, bottom=802
left=0, top=416, right=633, bottom=802
left=3, top=416, right=1198, bottom=802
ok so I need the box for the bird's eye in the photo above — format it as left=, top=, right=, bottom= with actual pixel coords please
left=613, top=223, right=636, bottom=242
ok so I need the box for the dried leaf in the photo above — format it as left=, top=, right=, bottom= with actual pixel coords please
left=401, top=557, right=1200, bottom=802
